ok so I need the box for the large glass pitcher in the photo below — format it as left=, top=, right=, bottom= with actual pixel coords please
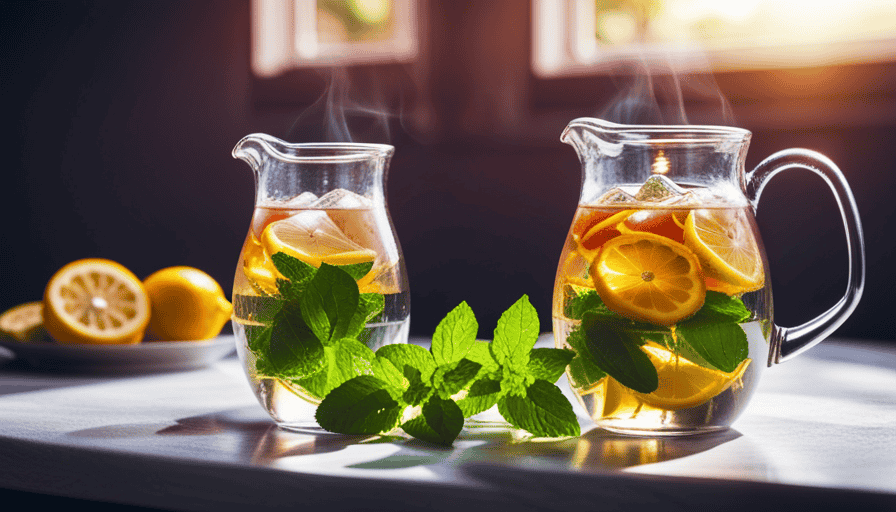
left=553, top=118, right=864, bottom=436
left=231, top=134, right=410, bottom=430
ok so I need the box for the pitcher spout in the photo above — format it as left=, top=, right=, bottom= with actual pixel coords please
left=560, top=118, right=629, bottom=161
left=232, top=133, right=282, bottom=173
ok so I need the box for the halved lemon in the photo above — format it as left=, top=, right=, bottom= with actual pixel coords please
left=43, top=259, right=150, bottom=345
left=634, top=343, right=750, bottom=410
left=261, top=211, right=377, bottom=268
left=0, top=302, right=48, bottom=343
left=590, top=232, right=705, bottom=326
left=143, top=267, right=233, bottom=341
left=684, top=209, right=764, bottom=294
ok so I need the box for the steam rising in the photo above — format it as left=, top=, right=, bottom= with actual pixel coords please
left=598, top=56, right=735, bottom=126
left=286, top=67, right=407, bottom=144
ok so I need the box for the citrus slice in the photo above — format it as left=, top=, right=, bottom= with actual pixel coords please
left=634, top=343, right=750, bottom=410
left=617, top=209, right=685, bottom=244
left=684, top=209, right=764, bottom=294
left=43, top=259, right=150, bottom=345
left=242, top=233, right=280, bottom=295
left=261, top=211, right=377, bottom=268
left=0, top=302, right=49, bottom=343
left=590, top=232, right=706, bottom=326
left=573, top=209, right=632, bottom=261
left=144, top=267, right=233, bottom=341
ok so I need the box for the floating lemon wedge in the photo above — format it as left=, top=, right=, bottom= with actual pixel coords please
left=43, top=259, right=150, bottom=345
left=634, top=343, right=750, bottom=410
left=591, top=232, right=706, bottom=326
left=242, top=233, right=280, bottom=295
left=261, top=211, right=377, bottom=268
left=684, top=209, right=765, bottom=294
left=144, top=267, right=233, bottom=341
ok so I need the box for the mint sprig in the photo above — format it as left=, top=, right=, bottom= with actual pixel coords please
left=315, top=296, right=580, bottom=445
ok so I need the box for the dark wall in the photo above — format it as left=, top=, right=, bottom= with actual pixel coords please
left=2, top=1, right=893, bottom=341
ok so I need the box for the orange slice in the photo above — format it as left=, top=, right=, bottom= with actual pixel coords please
left=590, top=233, right=706, bottom=326
left=43, top=259, right=150, bottom=345
left=684, top=209, right=764, bottom=294
left=634, top=343, right=751, bottom=410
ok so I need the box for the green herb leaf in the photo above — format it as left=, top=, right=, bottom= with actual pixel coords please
left=456, top=378, right=502, bottom=417
left=300, top=263, right=360, bottom=344
left=315, top=376, right=402, bottom=435
left=271, top=252, right=317, bottom=286
left=339, top=261, right=375, bottom=281
left=267, top=302, right=326, bottom=378
left=401, top=367, right=433, bottom=406
left=491, top=295, right=539, bottom=368
left=564, top=326, right=608, bottom=390
left=676, top=322, right=748, bottom=373
left=346, top=293, right=385, bottom=338
left=401, top=396, right=464, bottom=446
left=527, top=348, right=575, bottom=382
left=497, top=380, right=580, bottom=438
left=580, top=313, right=658, bottom=393
left=376, top=344, right=437, bottom=382
left=234, top=294, right=283, bottom=324
left=690, top=291, right=752, bottom=323
left=434, top=358, right=482, bottom=397
left=464, top=340, right=500, bottom=374
left=293, top=338, right=380, bottom=399
left=431, top=301, right=478, bottom=366
left=563, top=284, right=610, bottom=320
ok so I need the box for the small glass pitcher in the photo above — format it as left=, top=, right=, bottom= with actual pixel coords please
left=232, top=134, right=410, bottom=431
left=554, top=118, right=864, bottom=436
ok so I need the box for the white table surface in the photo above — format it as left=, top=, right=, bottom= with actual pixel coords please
left=0, top=335, right=894, bottom=511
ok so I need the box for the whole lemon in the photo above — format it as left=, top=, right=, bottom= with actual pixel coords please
left=143, top=267, right=233, bottom=341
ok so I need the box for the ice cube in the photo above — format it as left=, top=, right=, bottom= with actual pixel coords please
left=283, top=191, right=319, bottom=208
left=311, top=188, right=372, bottom=209
left=657, top=190, right=700, bottom=207
left=596, top=187, right=637, bottom=205
left=634, top=175, right=686, bottom=202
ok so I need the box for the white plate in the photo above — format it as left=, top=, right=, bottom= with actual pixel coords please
left=0, top=335, right=236, bottom=373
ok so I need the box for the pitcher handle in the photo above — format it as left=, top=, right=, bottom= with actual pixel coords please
left=745, top=149, right=865, bottom=365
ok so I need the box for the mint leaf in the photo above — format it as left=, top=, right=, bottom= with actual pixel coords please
left=300, top=263, right=360, bottom=344
left=491, top=295, right=539, bottom=369
left=401, top=367, right=433, bottom=406
left=339, top=261, right=375, bottom=281
left=464, top=340, right=500, bottom=374
left=315, top=376, right=402, bottom=435
left=293, top=338, right=380, bottom=398
left=456, top=378, right=502, bottom=417
left=690, top=291, right=751, bottom=323
left=497, top=380, right=580, bottom=438
left=431, top=301, right=478, bottom=366
left=564, top=326, right=608, bottom=390
left=676, top=322, right=748, bottom=373
left=376, top=344, right=437, bottom=382
left=346, top=293, right=385, bottom=338
left=434, top=358, right=482, bottom=397
left=234, top=294, right=284, bottom=324
left=271, top=252, right=317, bottom=286
left=563, top=285, right=609, bottom=320
left=580, top=313, right=658, bottom=393
left=527, top=348, right=575, bottom=382
left=267, top=302, right=326, bottom=378
left=401, top=396, right=464, bottom=445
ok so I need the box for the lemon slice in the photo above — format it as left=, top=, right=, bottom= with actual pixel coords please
left=261, top=211, right=377, bottom=268
left=242, top=233, right=280, bottom=295
left=0, top=302, right=49, bottom=343
left=591, top=233, right=706, bottom=326
left=573, top=210, right=632, bottom=261
left=144, top=267, right=233, bottom=341
left=43, top=259, right=150, bottom=345
left=684, top=209, right=764, bottom=294
left=634, top=343, right=750, bottom=410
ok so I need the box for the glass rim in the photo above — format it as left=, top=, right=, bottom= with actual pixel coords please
left=563, top=118, right=751, bottom=145
left=233, top=134, right=395, bottom=164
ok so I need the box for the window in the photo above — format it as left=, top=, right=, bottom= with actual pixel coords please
left=533, top=0, right=896, bottom=77
left=252, top=0, right=419, bottom=78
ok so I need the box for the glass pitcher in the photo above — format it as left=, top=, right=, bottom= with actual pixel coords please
left=231, top=134, right=410, bottom=431
left=554, top=118, right=864, bottom=436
